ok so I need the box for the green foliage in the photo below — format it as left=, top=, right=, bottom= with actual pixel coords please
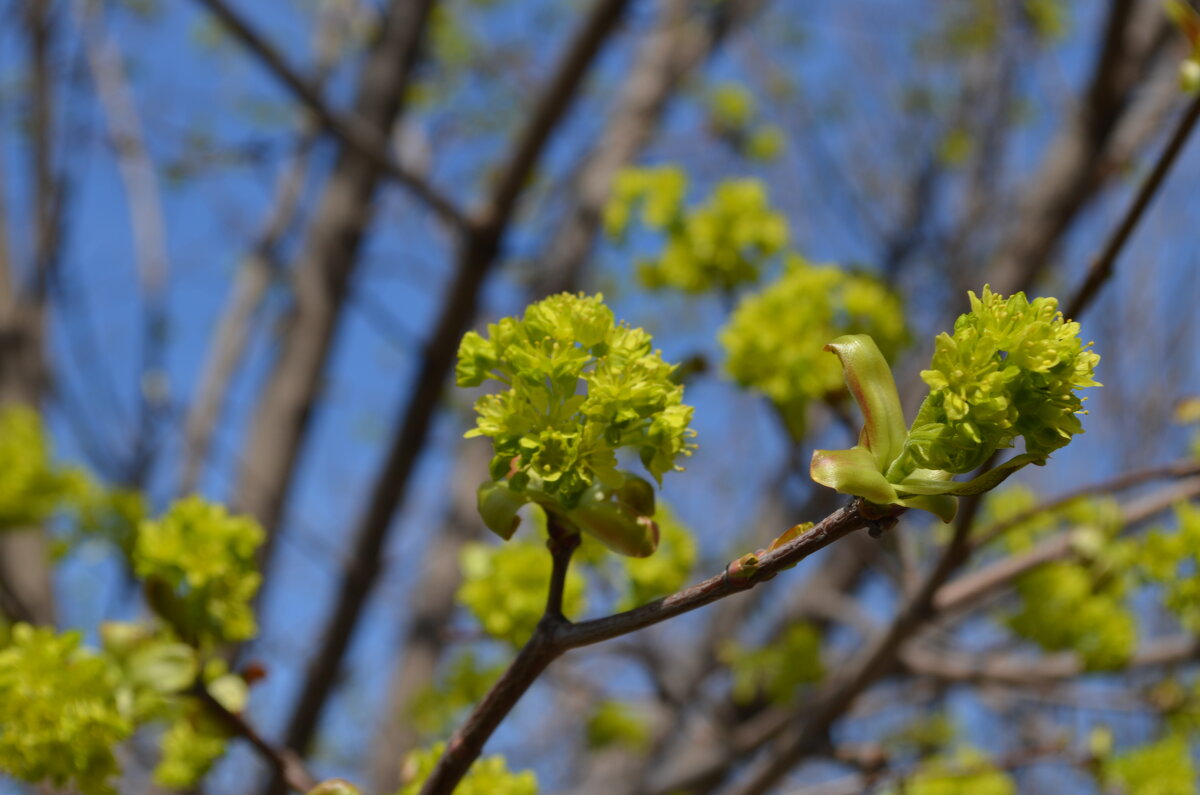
left=153, top=711, right=229, bottom=789
left=902, top=287, right=1100, bottom=474
left=719, top=622, right=824, bottom=705
left=585, top=700, right=652, bottom=752
left=457, top=538, right=587, bottom=646
left=308, top=780, right=363, bottom=795
left=981, top=485, right=1122, bottom=553
left=397, top=742, right=537, bottom=795
left=891, top=748, right=1016, bottom=795
left=983, top=487, right=1133, bottom=670
left=603, top=165, right=687, bottom=241
left=1122, top=501, right=1200, bottom=631
left=0, top=405, right=86, bottom=530
left=704, top=82, right=787, bottom=161
left=1102, top=732, right=1197, bottom=795
left=617, top=504, right=696, bottom=610
left=134, top=496, right=265, bottom=647
left=707, top=81, right=756, bottom=131
left=604, top=167, right=788, bottom=292
left=457, top=293, right=694, bottom=554
left=812, top=288, right=1100, bottom=522
left=0, top=625, right=131, bottom=795
left=720, top=256, right=907, bottom=438
left=409, top=652, right=504, bottom=738
left=1005, top=561, right=1135, bottom=671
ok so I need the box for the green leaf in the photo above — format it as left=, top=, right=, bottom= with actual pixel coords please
left=823, top=335, right=907, bottom=470
left=567, top=478, right=659, bottom=558
left=811, top=446, right=898, bottom=505
left=477, top=481, right=527, bottom=541
left=126, top=642, right=197, bottom=695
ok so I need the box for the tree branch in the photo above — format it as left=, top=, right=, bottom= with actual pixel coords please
left=419, top=499, right=896, bottom=794
left=188, top=0, right=468, bottom=230
left=1065, top=90, right=1200, bottom=319
left=192, top=682, right=318, bottom=794
left=273, top=0, right=634, bottom=780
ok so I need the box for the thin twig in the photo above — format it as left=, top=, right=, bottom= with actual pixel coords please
left=277, top=0, right=634, bottom=772
left=972, top=458, right=1200, bottom=549
left=1065, top=90, right=1200, bottom=319
left=192, top=683, right=318, bottom=793
left=934, top=474, right=1200, bottom=614
left=189, top=0, right=469, bottom=230
left=419, top=499, right=895, bottom=794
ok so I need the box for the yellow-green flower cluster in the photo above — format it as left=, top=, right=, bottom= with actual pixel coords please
left=458, top=293, right=693, bottom=494
left=1006, top=561, right=1135, bottom=671
left=0, top=625, right=131, bottom=795
left=1102, top=732, right=1196, bottom=795
left=457, top=538, right=587, bottom=647
left=409, top=652, right=503, bottom=738
left=585, top=701, right=651, bottom=751
left=457, top=294, right=693, bottom=555
left=1123, top=501, right=1200, bottom=631
left=0, top=405, right=85, bottom=530
left=604, top=166, right=788, bottom=292
left=721, top=257, right=907, bottom=438
left=397, top=742, right=537, bottom=795
left=704, top=82, right=786, bottom=162
left=134, top=497, right=264, bottom=647
left=889, top=748, right=1016, bottom=795
left=898, top=286, right=1100, bottom=476
left=719, top=622, right=824, bottom=705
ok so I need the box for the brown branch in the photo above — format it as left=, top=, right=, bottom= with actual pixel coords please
left=972, top=458, right=1200, bottom=550
left=231, top=0, right=436, bottom=558
left=418, top=518, right=582, bottom=793
left=934, top=474, right=1200, bottom=615
left=273, top=0, right=634, bottom=782
left=74, top=0, right=172, bottom=485
left=192, top=682, right=318, bottom=793
left=903, top=633, right=1200, bottom=687
left=1064, top=90, right=1200, bottom=319
left=0, top=0, right=58, bottom=628
left=178, top=7, right=341, bottom=496
left=988, top=0, right=1172, bottom=296
left=368, top=2, right=770, bottom=779
left=188, top=0, right=468, bottom=230
left=417, top=500, right=893, bottom=794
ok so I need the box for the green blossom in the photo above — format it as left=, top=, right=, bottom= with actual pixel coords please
left=396, top=742, right=537, bottom=795
left=585, top=701, right=651, bottom=752
left=153, top=712, right=229, bottom=789
left=719, top=622, right=824, bottom=705
left=604, top=167, right=787, bottom=292
left=457, top=293, right=694, bottom=555
left=1103, top=732, right=1197, bottom=795
left=890, top=748, right=1016, bottom=795
left=899, top=286, right=1100, bottom=476
left=134, top=496, right=264, bottom=647
left=1005, top=561, right=1135, bottom=671
left=409, top=652, right=503, bottom=738
left=811, top=287, right=1100, bottom=522
left=0, top=625, right=131, bottom=795
left=721, top=257, right=907, bottom=438
left=1122, top=501, right=1200, bottom=631
left=0, top=405, right=87, bottom=530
